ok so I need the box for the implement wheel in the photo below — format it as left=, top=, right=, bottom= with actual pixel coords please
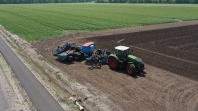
left=98, top=60, right=102, bottom=68
left=68, top=55, right=73, bottom=61
left=108, top=56, right=118, bottom=69
left=126, top=64, right=136, bottom=75
left=74, top=54, right=81, bottom=61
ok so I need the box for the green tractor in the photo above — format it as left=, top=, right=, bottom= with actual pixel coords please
left=108, top=46, right=145, bottom=75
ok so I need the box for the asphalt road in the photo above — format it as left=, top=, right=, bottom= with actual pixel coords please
left=0, top=36, right=64, bottom=111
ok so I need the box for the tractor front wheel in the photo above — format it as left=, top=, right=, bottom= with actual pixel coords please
left=126, top=64, right=136, bottom=75
left=108, top=56, right=118, bottom=69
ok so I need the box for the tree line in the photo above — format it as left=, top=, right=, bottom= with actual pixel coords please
left=97, top=0, right=198, bottom=3
left=0, top=0, right=93, bottom=4
left=0, top=0, right=197, bottom=3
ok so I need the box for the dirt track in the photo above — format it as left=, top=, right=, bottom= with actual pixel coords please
left=33, top=21, right=198, bottom=111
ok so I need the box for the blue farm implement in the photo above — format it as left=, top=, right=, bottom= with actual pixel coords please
left=56, top=42, right=96, bottom=61
left=86, top=49, right=111, bottom=67
left=53, top=43, right=77, bottom=56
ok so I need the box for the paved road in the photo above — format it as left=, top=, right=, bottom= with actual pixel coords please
left=0, top=36, right=64, bottom=111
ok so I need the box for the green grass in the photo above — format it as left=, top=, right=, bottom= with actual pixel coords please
left=0, top=3, right=198, bottom=41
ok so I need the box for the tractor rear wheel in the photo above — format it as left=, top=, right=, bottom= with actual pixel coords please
left=108, top=56, right=118, bottom=69
left=126, top=64, right=136, bottom=75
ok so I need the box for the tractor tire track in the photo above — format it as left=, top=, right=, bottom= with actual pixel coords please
left=133, top=44, right=198, bottom=81
left=152, top=34, right=198, bottom=47
left=131, top=45, right=198, bottom=65
left=187, top=91, right=198, bottom=111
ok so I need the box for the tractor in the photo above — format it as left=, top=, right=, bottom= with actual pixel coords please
left=108, top=46, right=144, bottom=75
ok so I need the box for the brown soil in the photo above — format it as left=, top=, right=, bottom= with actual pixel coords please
left=33, top=21, right=198, bottom=111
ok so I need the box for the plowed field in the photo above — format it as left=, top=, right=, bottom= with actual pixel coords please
left=33, top=21, right=198, bottom=111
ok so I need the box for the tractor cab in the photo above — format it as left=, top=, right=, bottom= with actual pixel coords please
left=115, top=46, right=130, bottom=58
left=108, top=45, right=144, bottom=75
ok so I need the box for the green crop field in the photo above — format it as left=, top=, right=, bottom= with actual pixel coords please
left=0, top=3, right=198, bottom=41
